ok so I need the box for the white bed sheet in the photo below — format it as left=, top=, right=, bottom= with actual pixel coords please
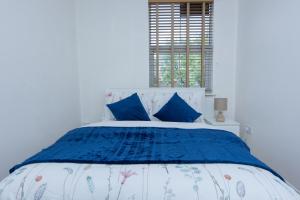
left=85, top=120, right=216, bottom=130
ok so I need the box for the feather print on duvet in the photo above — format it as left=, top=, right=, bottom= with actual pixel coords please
left=0, top=163, right=299, bottom=200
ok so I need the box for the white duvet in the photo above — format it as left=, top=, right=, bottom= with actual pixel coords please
left=0, top=121, right=299, bottom=200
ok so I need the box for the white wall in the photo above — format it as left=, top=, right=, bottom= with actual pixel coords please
left=0, top=0, right=81, bottom=179
left=76, top=0, right=239, bottom=123
left=76, top=0, right=149, bottom=124
left=212, top=0, right=238, bottom=120
left=236, top=0, right=300, bottom=188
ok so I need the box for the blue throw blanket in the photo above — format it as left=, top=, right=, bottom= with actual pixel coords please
left=10, top=127, right=283, bottom=180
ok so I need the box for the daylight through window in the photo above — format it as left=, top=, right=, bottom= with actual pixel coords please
left=149, top=0, right=214, bottom=91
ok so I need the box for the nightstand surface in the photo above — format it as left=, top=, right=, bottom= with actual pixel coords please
left=205, top=118, right=240, bottom=136
left=205, top=118, right=240, bottom=126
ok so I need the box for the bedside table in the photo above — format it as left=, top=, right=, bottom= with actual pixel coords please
left=204, top=118, right=240, bottom=136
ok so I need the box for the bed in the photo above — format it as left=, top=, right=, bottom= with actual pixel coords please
left=0, top=88, right=299, bottom=200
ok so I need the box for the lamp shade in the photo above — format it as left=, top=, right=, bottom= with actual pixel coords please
left=214, top=98, right=227, bottom=111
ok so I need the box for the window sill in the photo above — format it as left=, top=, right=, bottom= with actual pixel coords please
left=205, top=92, right=216, bottom=97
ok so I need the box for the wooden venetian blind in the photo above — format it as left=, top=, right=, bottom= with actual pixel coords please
left=149, top=0, right=214, bottom=91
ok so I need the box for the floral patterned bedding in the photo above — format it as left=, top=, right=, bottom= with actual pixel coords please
left=0, top=163, right=299, bottom=200
left=1, top=121, right=300, bottom=199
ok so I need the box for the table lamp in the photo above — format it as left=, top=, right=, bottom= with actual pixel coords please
left=214, top=98, right=227, bottom=122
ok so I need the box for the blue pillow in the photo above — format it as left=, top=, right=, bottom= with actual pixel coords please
left=107, top=93, right=150, bottom=121
left=153, top=92, right=201, bottom=122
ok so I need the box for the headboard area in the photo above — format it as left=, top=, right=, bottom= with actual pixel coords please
left=104, top=88, right=206, bottom=121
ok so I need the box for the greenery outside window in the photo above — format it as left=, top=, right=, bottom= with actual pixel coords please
left=149, top=0, right=214, bottom=91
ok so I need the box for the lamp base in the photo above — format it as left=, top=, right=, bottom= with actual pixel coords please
left=216, top=111, right=225, bottom=122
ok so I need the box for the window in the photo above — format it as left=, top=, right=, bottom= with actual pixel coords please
left=149, top=0, right=214, bottom=91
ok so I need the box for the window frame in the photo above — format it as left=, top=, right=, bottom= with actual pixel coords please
left=149, top=0, right=214, bottom=91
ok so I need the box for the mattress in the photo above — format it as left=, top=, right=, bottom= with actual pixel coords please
left=0, top=121, right=299, bottom=200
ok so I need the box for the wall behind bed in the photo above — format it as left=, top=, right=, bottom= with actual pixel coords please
left=0, top=0, right=81, bottom=179
left=75, top=0, right=239, bottom=124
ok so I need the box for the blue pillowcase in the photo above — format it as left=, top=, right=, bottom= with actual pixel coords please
left=107, top=93, right=150, bottom=121
left=153, top=92, right=201, bottom=122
